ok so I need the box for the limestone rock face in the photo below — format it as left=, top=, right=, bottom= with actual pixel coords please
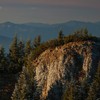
left=33, top=41, right=100, bottom=100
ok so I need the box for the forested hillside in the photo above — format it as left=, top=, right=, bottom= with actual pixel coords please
left=0, top=29, right=100, bottom=100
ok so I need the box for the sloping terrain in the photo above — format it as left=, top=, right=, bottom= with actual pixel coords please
left=12, top=41, right=100, bottom=100
left=33, top=41, right=100, bottom=100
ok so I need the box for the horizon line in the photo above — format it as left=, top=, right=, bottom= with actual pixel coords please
left=0, top=20, right=100, bottom=25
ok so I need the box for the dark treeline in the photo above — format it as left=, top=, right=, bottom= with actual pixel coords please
left=0, top=28, right=100, bottom=74
left=0, top=35, right=41, bottom=73
left=62, top=61, right=100, bottom=100
left=11, top=29, right=100, bottom=100
left=0, top=28, right=100, bottom=100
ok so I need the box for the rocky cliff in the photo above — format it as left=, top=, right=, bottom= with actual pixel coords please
left=33, top=41, right=100, bottom=100
left=12, top=41, right=100, bottom=100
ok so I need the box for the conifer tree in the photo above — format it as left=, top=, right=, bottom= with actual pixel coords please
left=18, top=41, right=25, bottom=58
left=8, top=36, right=20, bottom=73
left=11, top=54, right=35, bottom=100
left=58, top=30, right=64, bottom=45
left=11, top=68, right=30, bottom=100
left=0, top=46, right=7, bottom=72
left=18, top=41, right=25, bottom=67
left=33, top=35, right=41, bottom=48
left=58, top=30, right=64, bottom=40
left=83, top=28, right=89, bottom=36
left=87, top=61, right=100, bottom=100
left=25, top=40, right=32, bottom=57
left=9, top=36, right=19, bottom=61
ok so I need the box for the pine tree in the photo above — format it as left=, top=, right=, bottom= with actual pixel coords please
left=11, top=69, right=29, bottom=100
left=11, top=54, right=35, bottom=100
left=0, top=46, right=7, bottom=72
left=33, top=35, right=41, bottom=48
left=58, top=30, right=64, bottom=45
left=25, top=40, right=32, bottom=57
left=18, top=41, right=25, bottom=58
left=87, top=61, right=100, bottom=100
left=83, top=28, right=89, bottom=36
left=24, top=40, right=32, bottom=67
left=8, top=36, right=20, bottom=73
left=58, top=30, right=64, bottom=39
left=18, top=41, right=25, bottom=68
left=9, top=36, right=19, bottom=61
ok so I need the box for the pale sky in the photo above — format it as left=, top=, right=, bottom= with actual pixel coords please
left=0, top=0, right=100, bottom=23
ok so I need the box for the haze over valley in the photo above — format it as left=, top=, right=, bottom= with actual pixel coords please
left=0, top=21, right=100, bottom=51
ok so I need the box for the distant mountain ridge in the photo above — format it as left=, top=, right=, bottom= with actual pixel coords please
left=0, top=21, right=100, bottom=51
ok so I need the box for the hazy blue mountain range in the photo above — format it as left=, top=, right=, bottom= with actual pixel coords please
left=0, top=21, right=100, bottom=51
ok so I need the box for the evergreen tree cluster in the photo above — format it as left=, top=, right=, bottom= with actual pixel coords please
left=62, top=61, right=100, bottom=100
left=0, top=29, right=100, bottom=100
left=11, top=29, right=100, bottom=100
left=0, top=35, right=41, bottom=73
left=0, top=29, right=99, bottom=74
left=11, top=52, right=36, bottom=100
left=30, top=28, right=100, bottom=60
